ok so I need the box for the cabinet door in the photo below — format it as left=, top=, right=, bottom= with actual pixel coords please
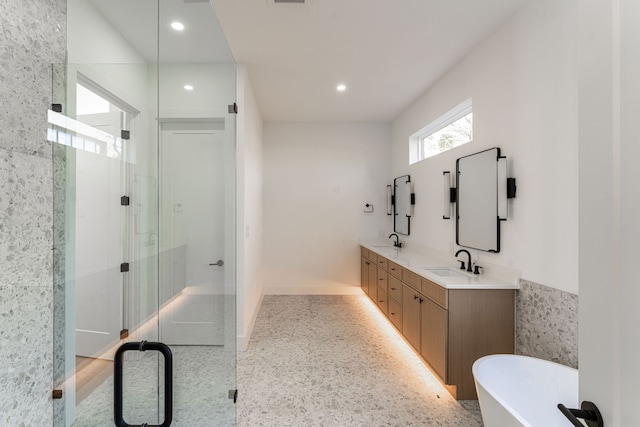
left=367, top=261, right=377, bottom=299
left=361, top=257, right=370, bottom=294
left=421, top=297, right=448, bottom=382
left=402, top=283, right=421, bottom=351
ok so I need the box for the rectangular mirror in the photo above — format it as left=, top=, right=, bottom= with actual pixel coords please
left=456, top=148, right=501, bottom=252
left=393, top=175, right=412, bottom=235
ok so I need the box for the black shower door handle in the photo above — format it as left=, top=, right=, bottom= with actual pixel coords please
left=114, top=341, right=173, bottom=427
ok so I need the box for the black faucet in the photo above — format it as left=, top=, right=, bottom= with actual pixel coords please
left=388, top=233, right=402, bottom=248
left=455, top=249, right=473, bottom=273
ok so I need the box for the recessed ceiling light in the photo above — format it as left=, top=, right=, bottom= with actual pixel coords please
left=184, top=85, right=194, bottom=91
left=171, top=21, right=185, bottom=31
left=337, top=84, right=347, bottom=92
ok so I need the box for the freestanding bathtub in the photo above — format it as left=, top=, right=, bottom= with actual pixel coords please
left=472, top=355, right=578, bottom=427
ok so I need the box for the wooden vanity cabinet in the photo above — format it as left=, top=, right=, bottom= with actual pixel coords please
left=402, top=283, right=421, bottom=351
left=421, top=296, right=448, bottom=382
left=388, top=276, right=402, bottom=305
left=377, top=289, right=388, bottom=316
left=387, top=275, right=403, bottom=331
left=388, top=298, right=402, bottom=330
left=360, top=248, right=378, bottom=298
left=360, top=257, right=370, bottom=294
left=360, top=246, right=515, bottom=400
left=376, top=254, right=388, bottom=270
left=376, top=266, right=388, bottom=315
left=388, top=260, right=402, bottom=279
left=446, top=288, right=515, bottom=399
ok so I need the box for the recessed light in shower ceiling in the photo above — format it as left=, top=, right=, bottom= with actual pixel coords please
left=171, top=21, right=185, bottom=31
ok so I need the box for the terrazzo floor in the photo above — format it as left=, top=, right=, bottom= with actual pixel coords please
left=237, top=295, right=484, bottom=427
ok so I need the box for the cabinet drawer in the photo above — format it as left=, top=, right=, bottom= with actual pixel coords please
left=388, top=275, right=402, bottom=304
left=388, top=261, right=402, bottom=279
left=377, top=267, right=388, bottom=292
left=377, top=290, right=388, bottom=316
left=388, top=298, right=402, bottom=330
left=376, top=255, right=388, bottom=270
left=402, top=268, right=422, bottom=290
left=422, top=278, right=448, bottom=309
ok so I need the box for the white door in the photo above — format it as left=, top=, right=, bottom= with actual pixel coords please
left=578, top=0, right=640, bottom=425
left=159, top=122, right=225, bottom=346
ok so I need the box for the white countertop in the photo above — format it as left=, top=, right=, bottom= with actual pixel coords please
left=360, top=241, right=519, bottom=290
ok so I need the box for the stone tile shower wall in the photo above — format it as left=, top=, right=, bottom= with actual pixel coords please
left=516, top=279, right=579, bottom=369
left=0, top=0, right=66, bottom=425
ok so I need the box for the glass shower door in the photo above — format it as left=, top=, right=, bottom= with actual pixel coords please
left=51, top=60, right=163, bottom=426
left=53, top=0, right=237, bottom=425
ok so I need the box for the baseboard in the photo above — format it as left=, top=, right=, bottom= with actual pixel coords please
left=264, top=286, right=364, bottom=295
left=237, top=292, right=264, bottom=352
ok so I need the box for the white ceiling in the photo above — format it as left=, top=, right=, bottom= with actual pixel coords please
left=89, top=0, right=234, bottom=63
left=89, top=0, right=528, bottom=123
left=211, top=0, right=528, bottom=122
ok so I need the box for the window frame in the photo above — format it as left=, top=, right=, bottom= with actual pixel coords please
left=409, top=98, right=473, bottom=164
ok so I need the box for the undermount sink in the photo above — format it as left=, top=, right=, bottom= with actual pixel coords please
left=424, top=267, right=466, bottom=277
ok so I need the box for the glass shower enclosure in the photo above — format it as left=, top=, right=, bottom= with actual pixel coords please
left=52, top=1, right=237, bottom=425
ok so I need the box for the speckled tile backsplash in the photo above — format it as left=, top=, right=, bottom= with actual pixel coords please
left=516, top=279, right=579, bottom=368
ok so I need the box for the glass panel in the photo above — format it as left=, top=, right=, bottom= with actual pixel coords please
left=158, top=0, right=237, bottom=423
left=54, top=0, right=236, bottom=425
left=52, top=60, right=161, bottom=426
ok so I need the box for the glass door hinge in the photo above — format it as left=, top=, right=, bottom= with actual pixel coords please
left=228, top=389, right=238, bottom=403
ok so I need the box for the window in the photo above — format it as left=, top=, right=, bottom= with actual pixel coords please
left=409, top=98, right=473, bottom=164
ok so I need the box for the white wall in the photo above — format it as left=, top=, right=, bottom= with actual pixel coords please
left=263, top=122, right=391, bottom=294
left=236, top=65, right=264, bottom=350
left=68, top=0, right=146, bottom=64
left=578, top=0, right=640, bottom=422
left=391, top=0, right=578, bottom=294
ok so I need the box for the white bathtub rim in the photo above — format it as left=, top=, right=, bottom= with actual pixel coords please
left=472, top=354, right=577, bottom=427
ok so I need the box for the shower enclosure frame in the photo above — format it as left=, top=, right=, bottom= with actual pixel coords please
left=52, top=1, right=238, bottom=425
